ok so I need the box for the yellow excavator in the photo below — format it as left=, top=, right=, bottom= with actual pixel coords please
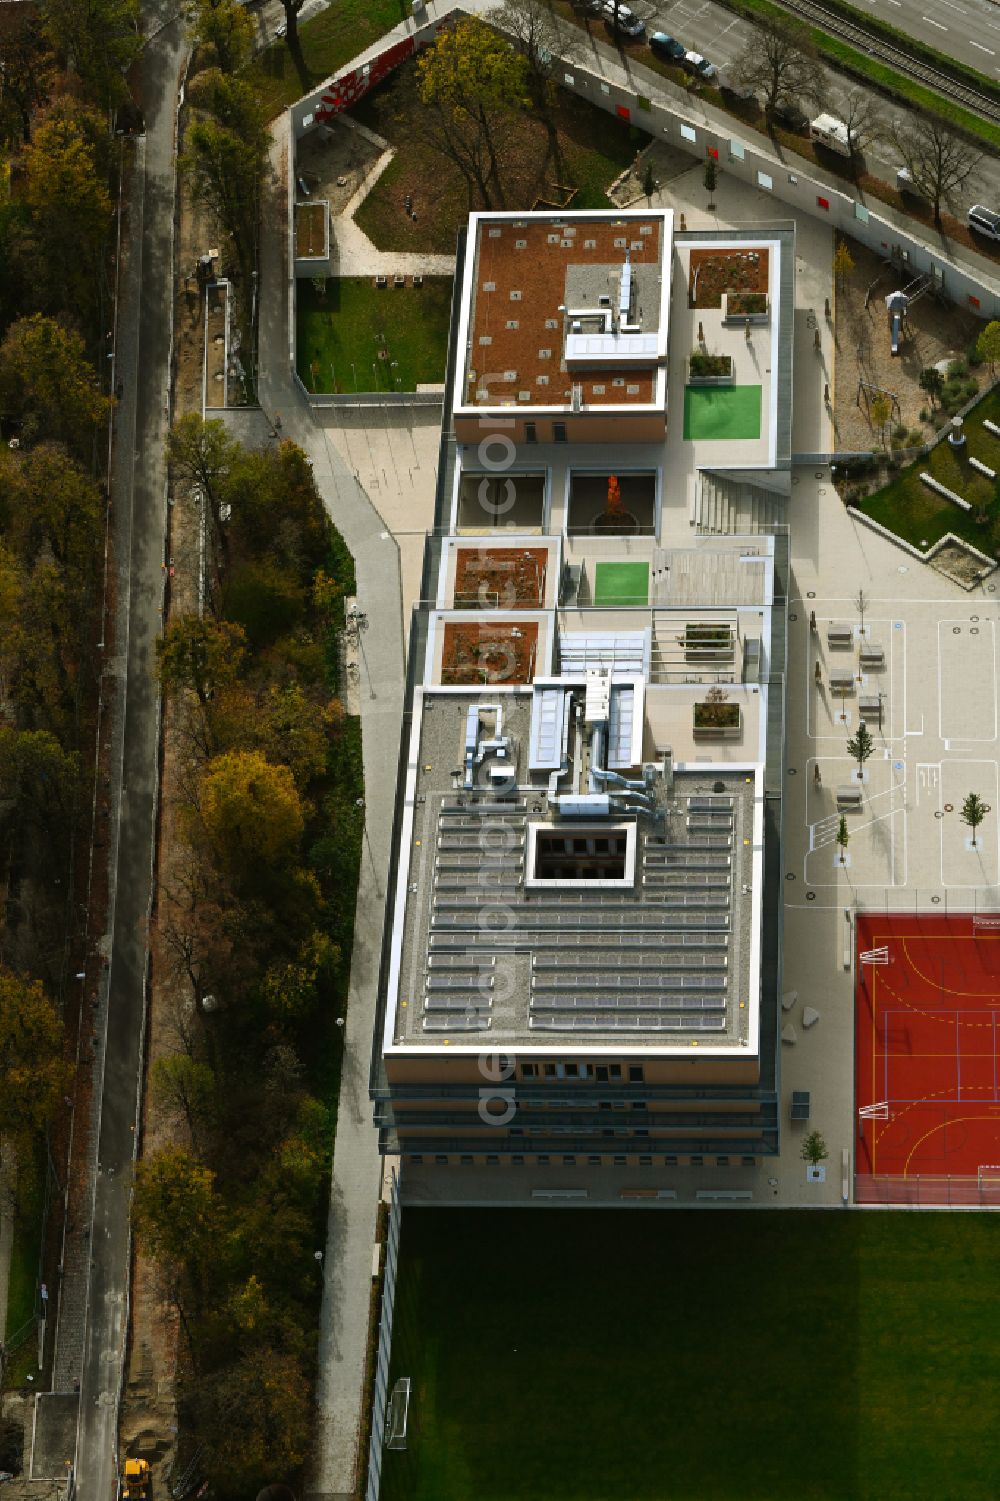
left=121, top=1458, right=151, bottom=1499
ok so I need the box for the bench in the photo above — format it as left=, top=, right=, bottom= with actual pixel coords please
left=829, top=668, right=856, bottom=694
left=859, top=645, right=885, bottom=670
left=620, top=1188, right=678, bottom=1200
left=859, top=695, right=883, bottom=722
left=837, top=783, right=863, bottom=809
left=827, top=623, right=854, bottom=648
left=695, top=1189, right=753, bottom=1201
left=531, top=1188, right=588, bottom=1200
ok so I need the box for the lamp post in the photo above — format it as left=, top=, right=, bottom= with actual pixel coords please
left=356, top=796, right=382, bottom=893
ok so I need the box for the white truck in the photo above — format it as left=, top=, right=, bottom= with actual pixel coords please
left=809, top=113, right=852, bottom=158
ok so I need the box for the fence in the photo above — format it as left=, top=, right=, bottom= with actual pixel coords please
left=364, top=1166, right=402, bottom=1501
left=856, top=1174, right=1000, bottom=1207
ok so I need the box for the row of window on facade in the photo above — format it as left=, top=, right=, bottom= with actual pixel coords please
left=409, top=1153, right=758, bottom=1167
left=520, top=1062, right=645, bottom=1081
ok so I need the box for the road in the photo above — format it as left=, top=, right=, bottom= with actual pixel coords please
left=564, top=0, right=1000, bottom=216
left=72, top=4, right=183, bottom=1496
left=832, top=0, right=1000, bottom=81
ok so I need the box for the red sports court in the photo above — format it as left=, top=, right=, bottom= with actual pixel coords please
left=855, top=912, right=1000, bottom=1204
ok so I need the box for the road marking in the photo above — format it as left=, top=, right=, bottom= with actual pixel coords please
left=923, top=14, right=948, bottom=26
left=887, top=0, right=901, bottom=6
left=971, top=39, right=996, bottom=52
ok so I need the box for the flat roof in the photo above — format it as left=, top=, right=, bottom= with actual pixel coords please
left=457, top=210, right=671, bottom=414
left=384, top=686, right=764, bottom=1056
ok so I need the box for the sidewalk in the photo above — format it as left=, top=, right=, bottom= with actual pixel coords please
left=255, top=125, right=406, bottom=1498
left=0, top=1140, right=13, bottom=1349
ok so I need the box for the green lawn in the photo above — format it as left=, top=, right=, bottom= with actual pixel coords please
left=593, top=561, right=650, bottom=606
left=379, top=1209, right=1000, bottom=1501
left=295, top=277, right=453, bottom=393
left=243, top=0, right=409, bottom=122
left=857, top=384, right=1000, bottom=557
left=3, top=1170, right=42, bottom=1386
left=684, top=385, right=762, bottom=441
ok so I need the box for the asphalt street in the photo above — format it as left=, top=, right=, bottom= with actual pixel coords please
left=72, top=4, right=182, bottom=1496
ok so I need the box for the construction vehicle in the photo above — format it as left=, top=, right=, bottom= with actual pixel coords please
left=122, top=1458, right=151, bottom=1499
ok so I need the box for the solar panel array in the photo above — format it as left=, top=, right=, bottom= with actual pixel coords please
left=421, top=793, right=737, bottom=1035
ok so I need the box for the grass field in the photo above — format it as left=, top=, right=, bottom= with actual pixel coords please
left=379, top=1208, right=1000, bottom=1501
left=243, top=0, right=408, bottom=121
left=593, top=561, right=650, bottom=606
left=684, top=385, right=762, bottom=441
left=295, top=277, right=452, bottom=393
left=857, top=382, right=1000, bottom=556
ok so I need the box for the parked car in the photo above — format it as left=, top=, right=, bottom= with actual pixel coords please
left=649, top=31, right=686, bottom=62
left=684, top=51, right=717, bottom=80
left=769, top=99, right=809, bottom=132
left=602, top=2, right=645, bottom=37
left=571, top=0, right=602, bottom=13
left=968, top=204, right=1000, bottom=242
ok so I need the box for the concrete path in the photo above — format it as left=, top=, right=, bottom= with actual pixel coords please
left=255, top=124, right=405, bottom=1501
left=0, top=1140, right=13, bottom=1349
left=330, top=150, right=456, bottom=279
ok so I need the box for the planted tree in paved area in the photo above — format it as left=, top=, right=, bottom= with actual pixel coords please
left=847, top=721, right=874, bottom=776
left=801, top=1129, right=829, bottom=1165
left=836, top=814, right=849, bottom=866
left=732, top=15, right=822, bottom=120
left=961, top=791, right=989, bottom=848
left=891, top=115, right=982, bottom=228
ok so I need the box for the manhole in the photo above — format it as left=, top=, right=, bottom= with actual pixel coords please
left=931, top=895, right=941, bottom=904
left=972, top=615, right=980, bottom=622
left=944, top=803, right=954, bottom=812
left=792, top=475, right=801, bottom=486
left=789, top=612, right=798, bottom=621
left=953, top=626, right=961, bottom=634
left=806, top=891, right=816, bottom=901
left=818, top=487, right=827, bottom=495
left=786, top=872, right=796, bottom=881
left=807, top=590, right=816, bottom=599
left=934, top=811, right=944, bottom=819
left=788, top=767, right=797, bottom=775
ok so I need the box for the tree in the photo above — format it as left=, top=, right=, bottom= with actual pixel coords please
left=704, top=157, right=717, bottom=203
left=0, top=728, right=82, bottom=852
left=41, top=0, right=142, bottom=107
left=919, top=366, right=944, bottom=409
left=836, top=814, right=849, bottom=865
left=0, top=970, right=71, bottom=1145
left=24, top=100, right=112, bottom=291
left=181, top=75, right=269, bottom=289
left=151, top=1056, right=217, bottom=1153
left=801, top=1130, right=828, bottom=1165
left=0, top=8, right=55, bottom=145
left=891, top=115, right=981, bottom=228
left=416, top=17, right=530, bottom=210
left=869, top=391, right=893, bottom=446
left=2, top=443, right=104, bottom=583
left=976, top=321, right=1000, bottom=377
left=190, top=0, right=253, bottom=72
left=839, top=89, right=883, bottom=159
left=499, top=0, right=565, bottom=99
left=833, top=240, right=854, bottom=295
left=961, top=791, right=989, bottom=848
left=201, top=1349, right=312, bottom=1496
left=847, top=721, right=874, bottom=775
left=733, top=15, right=822, bottom=118
left=0, top=315, right=111, bottom=455
left=133, top=1146, right=220, bottom=1326
left=157, top=615, right=247, bottom=709
left=194, top=750, right=304, bottom=877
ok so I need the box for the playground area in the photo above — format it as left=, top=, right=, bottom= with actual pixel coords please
left=452, top=548, right=548, bottom=609
left=592, top=560, right=649, bottom=606
left=855, top=912, right=1000, bottom=1203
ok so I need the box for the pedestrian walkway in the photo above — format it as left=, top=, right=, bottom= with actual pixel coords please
left=330, top=150, right=455, bottom=279
left=0, top=1140, right=13, bottom=1348
left=256, top=124, right=406, bottom=1499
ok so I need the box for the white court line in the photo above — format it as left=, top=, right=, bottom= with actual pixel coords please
left=803, top=784, right=903, bottom=885
left=938, top=758, right=1000, bottom=890
left=938, top=620, right=997, bottom=743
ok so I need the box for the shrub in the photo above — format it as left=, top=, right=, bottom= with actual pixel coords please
left=892, top=423, right=908, bottom=442
left=919, top=407, right=930, bottom=423
left=689, top=350, right=732, bottom=377
left=968, top=341, right=984, bottom=369
left=948, top=357, right=968, bottom=379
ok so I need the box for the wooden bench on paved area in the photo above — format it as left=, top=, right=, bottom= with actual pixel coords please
left=859, top=645, right=885, bottom=670
left=829, top=668, right=856, bottom=694
left=620, top=1188, right=678, bottom=1200
left=827, top=623, right=854, bottom=648
left=531, top=1188, right=589, bottom=1199
left=695, top=1189, right=753, bottom=1201
left=837, top=783, right=863, bottom=809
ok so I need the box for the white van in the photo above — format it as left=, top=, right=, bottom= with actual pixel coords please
left=809, top=113, right=852, bottom=158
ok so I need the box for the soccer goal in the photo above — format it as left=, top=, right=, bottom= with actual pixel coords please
left=859, top=1101, right=891, bottom=1121
left=973, top=915, right=1000, bottom=932
left=385, top=1377, right=412, bottom=1451
left=977, top=1164, right=1000, bottom=1192
left=860, top=946, right=890, bottom=966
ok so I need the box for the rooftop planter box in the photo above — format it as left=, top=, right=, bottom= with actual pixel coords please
left=688, top=351, right=734, bottom=385
left=693, top=700, right=742, bottom=738
left=683, top=624, right=734, bottom=659
left=723, top=290, right=769, bottom=325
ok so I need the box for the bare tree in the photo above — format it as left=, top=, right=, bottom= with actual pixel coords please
left=891, top=115, right=982, bottom=227
left=840, top=89, right=884, bottom=159
left=500, top=0, right=571, bottom=97
left=732, top=15, right=823, bottom=118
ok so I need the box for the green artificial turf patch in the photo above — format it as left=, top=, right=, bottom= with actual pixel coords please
left=684, top=384, right=763, bottom=441
left=592, top=561, right=650, bottom=606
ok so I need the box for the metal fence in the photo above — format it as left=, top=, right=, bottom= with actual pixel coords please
left=856, top=1174, right=1000, bottom=1207
left=364, top=1166, right=402, bottom=1501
